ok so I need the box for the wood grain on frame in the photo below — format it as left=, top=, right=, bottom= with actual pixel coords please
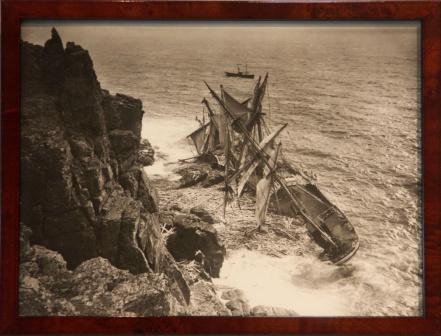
left=1, top=1, right=440, bottom=334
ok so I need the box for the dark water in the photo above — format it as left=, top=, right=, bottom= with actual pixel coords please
left=22, top=22, right=422, bottom=316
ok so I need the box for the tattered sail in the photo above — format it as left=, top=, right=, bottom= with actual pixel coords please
left=187, top=122, right=210, bottom=155
left=186, top=75, right=359, bottom=265
left=251, top=73, right=268, bottom=113
left=221, top=86, right=252, bottom=119
left=214, top=114, right=227, bottom=146
left=237, top=123, right=287, bottom=196
left=255, top=143, right=280, bottom=230
left=221, top=86, right=252, bottom=134
left=205, top=123, right=218, bottom=152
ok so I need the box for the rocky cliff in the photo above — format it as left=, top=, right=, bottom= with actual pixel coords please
left=20, top=28, right=193, bottom=313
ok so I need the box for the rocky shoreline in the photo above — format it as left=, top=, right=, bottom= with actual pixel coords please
left=19, top=28, right=303, bottom=317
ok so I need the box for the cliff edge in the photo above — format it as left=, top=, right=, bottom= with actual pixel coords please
left=19, top=28, right=195, bottom=315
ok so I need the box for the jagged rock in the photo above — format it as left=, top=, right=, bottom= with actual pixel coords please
left=117, top=199, right=151, bottom=274
left=22, top=245, right=70, bottom=278
left=175, top=165, right=208, bottom=188
left=250, top=305, right=299, bottom=317
left=179, top=260, right=211, bottom=285
left=69, top=136, right=94, bottom=163
left=19, top=246, right=188, bottom=316
left=221, top=288, right=246, bottom=301
left=138, top=138, right=155, bottom=166
left=71, top=257, right=186, bottom=316
left=62, top=41, right=107, bottom=138
left=202, top=170, right=224, bottom=188
left=174, top=161, right=224, bottom=189
left=20, top=30, right=179, bottom=287
left=190, top=206, right=216, bottom=224
left=102, top=91, right=143, bottom=137
left=160, top=251, right=191, bottom=305
left=220, top=288, right=250, bottom=316
left=109, top=129, right=139, bottom=154
left=165, top=211, right=225, bottom=277
left=226, top=298, right=251, bottom=316
left=21, top=41, right=45, bottom=96
left=138, top=151, right=154, bottom=167
left=137, top=169, right=159, bottom=213
left=109, top=129, right=139, bottom=172
left=188, top=281, right=231, bottom=316
left=41, top=28, right=65, bottom=94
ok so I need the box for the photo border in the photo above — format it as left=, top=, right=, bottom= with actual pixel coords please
left=1, top=1, right=440, bottom=334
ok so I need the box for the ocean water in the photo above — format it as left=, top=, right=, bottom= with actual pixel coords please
left=22, top=22, right=422, bottom=316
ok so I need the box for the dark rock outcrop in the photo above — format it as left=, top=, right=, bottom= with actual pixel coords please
left=20, top=29, right=189, bottom=304
left=174, top=162, right=225, bottom=189
left=138, top=138, right=155, bottom=166
left=161, top=210, right=226, bottom=277
left=19, top=245, right=187, bottom=316
left=202, top=170, right=224, bottom=188
left=178, top=260, right=230, bottom=315
left=175, top=165, right=209, bottom=188
left=190, top=206, right=217, bottom=224
left=188, top=280, right=231, bottom=316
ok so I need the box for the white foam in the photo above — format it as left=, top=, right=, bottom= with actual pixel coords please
left=214, top=249, right=350, bottom=316
left=141, top=116, right=198, bottom=179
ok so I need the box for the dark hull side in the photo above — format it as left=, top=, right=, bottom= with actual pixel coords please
left=270, top=177, right=359, bottom=265
left=225, top=72, right=255, bottom=79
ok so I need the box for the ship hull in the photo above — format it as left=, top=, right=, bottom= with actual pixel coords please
left=270, top=176, right=359, bottom=265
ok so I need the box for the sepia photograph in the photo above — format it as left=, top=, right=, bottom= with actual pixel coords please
left=19, top=21, right=422, bottom=317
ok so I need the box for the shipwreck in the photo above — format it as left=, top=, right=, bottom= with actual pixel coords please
left=186, top=73, right=359, bottom=265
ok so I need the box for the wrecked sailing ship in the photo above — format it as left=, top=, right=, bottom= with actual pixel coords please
left=186, top=74, right=359, bottom=265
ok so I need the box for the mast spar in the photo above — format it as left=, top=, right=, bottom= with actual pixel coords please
left=204, top=80, right=338, bottom=248
left=183, top=74, right=359, bottom=264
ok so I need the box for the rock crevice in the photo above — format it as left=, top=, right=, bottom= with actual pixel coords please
left=20, top=28, right=232, bottom=316
left=21, top=28, right=169, bottom=278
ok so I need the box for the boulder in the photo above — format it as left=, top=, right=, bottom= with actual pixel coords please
left=250, top=305, right=299, bottom=317
left=190, top=206, right=216, bottom=224
left=175, top=165, right=208, bottom=188
left=102, top=91, right=143, bottom=137
left=221, top=288, right=246, bottom=301
left=19, top=246, right=188, bottom=316
left=165, top=211, right=225, bottom=277
left=188, top=281, right=231, bottom=316
left=226, top=298, right=251, bottom=316
left=138, top=138, right=155, bottom=166
left=202, top=170, right=224, bottom=188
left=71, top=257, right=186, bottom=316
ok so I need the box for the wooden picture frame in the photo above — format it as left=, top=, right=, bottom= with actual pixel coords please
left=1, top=1, right=440, bottom=334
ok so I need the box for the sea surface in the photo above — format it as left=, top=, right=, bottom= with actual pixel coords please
left=22, top=22, right=422, bottom=316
